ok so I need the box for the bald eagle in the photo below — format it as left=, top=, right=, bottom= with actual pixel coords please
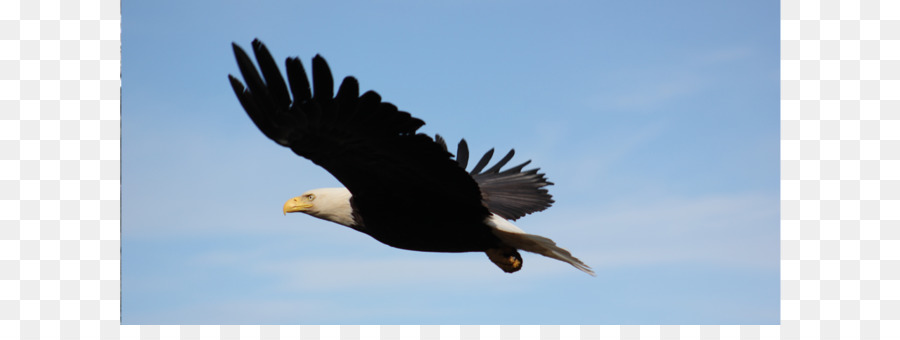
left=228, top=40, right=593, bottom=276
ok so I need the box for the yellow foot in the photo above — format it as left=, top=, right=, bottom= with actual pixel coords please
left=485, top=247, right=523, bottom=273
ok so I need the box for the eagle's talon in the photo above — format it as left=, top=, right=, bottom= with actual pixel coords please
left=486, top=247, right=523, bottom=273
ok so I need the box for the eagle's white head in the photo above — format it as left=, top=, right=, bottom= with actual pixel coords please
left=282, top=187, right=355, bottom=227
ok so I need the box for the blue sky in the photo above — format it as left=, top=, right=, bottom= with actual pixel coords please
left=122, top=0, right=780, bottom=325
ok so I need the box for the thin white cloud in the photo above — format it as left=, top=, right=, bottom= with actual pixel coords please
left=584, top=45, right=760, bottom=112
left=602, top=75, right=708, bottom=112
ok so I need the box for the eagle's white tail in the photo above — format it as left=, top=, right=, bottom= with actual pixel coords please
left=485, top=214, right=595, bottom=276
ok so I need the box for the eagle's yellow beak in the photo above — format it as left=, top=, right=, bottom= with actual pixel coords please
left=283, top=197, right=313, bottom=215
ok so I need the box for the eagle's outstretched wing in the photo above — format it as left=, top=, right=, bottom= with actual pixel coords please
left=435, top=136, right=554, bottom=221
left=229, top=40, right=493, bottom=249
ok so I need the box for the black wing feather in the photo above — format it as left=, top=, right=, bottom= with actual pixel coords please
left=470, top=148, right=494, bottom=175
left=434, top=134, right=448, bottom=152
left=456, top=139, right=469, bottom=169
left=251, top=41, right=291, bottom=110
left=311, top=55, right=334, bottom=103
left=286, top=57, right=312, bottom=103
left=483, top=149, right=515, bottom=174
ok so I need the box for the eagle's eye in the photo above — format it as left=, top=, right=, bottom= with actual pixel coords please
left=306, top=194, right=315, bottom=201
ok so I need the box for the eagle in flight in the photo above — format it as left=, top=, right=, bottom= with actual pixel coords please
left=228, top=40, right=593, bottom=275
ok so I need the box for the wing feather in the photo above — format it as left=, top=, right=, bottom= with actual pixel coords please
left=311, top=55, right=334, bottom=103
left=470, top=148, right=494, bottom=175
left=483, top=149, right=515, bottom=174
left=286, top=57, right=312, bottom=103
left=251, top=40, right=291, bottom=110
left=456, top=139, right=469, bottom=169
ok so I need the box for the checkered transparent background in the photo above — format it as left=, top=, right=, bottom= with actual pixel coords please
left=1, top=0, right=898, bottom=339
